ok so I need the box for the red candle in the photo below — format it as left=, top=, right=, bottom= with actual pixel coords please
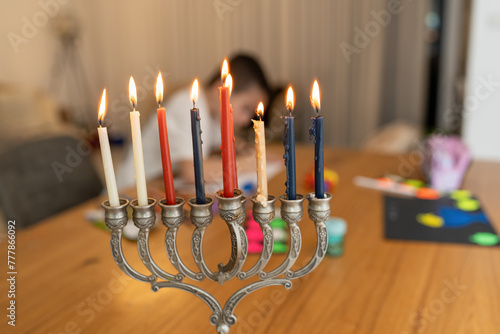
left=156, top=72, right=176, bottom=205
left=220, top=60, right=236, bottom=197
left=229, top=104, right=238, bottom=189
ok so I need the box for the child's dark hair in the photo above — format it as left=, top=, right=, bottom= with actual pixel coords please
left=208, top=54, right=271, bottom=98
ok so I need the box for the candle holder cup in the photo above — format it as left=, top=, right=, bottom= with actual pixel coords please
left=102, top=190, right=332, bottom=333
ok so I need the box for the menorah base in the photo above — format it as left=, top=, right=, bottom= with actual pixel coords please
left=103, top=190, right=332, bottom=333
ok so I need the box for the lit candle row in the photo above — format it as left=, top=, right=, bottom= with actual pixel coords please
left=97, top=63, right=325, bottom=208
left=97, top=75, right=174, bottom=208
left=97, top=70, right=218, bottom=206
left=282, top=81, right=324, bottom=200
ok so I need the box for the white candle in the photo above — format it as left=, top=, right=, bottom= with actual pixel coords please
left=97, top=89, right=120, bottom=207
left=129, top=77, right=148, bottom=206
left=252, top=102, right=268, bottom=207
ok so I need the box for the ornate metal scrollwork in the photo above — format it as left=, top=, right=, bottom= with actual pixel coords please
left=103, top=190, right=332, bottom=333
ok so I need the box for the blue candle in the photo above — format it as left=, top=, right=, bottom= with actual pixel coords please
left=190, top=79, right=206, bottom=204
left=309, top=81, right=324, bottom=198
left=283, top=86, right=296, bottom=200
left=310, top=116, right=324, bottom=198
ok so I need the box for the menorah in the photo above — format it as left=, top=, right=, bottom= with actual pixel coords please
left=102, top=189, right=332, bottom=333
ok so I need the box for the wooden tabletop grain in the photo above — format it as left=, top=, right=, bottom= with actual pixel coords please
left=1, top=146, right=499, bottom=334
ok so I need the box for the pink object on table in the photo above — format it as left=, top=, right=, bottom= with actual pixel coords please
left=248, top=242, right=263, bottom=253
left=424, top=135, right=471, bottom=192
left=246, top=229, right=262, bottom=238
left=246, top=212, right=261, bottom=231
left=246, top=212, right=263, bottom=254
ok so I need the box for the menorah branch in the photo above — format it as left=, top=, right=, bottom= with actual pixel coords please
left=215, top=190, right=247, bottom=284
left=103, top=199, right=154, bottom=284
left=286, top=193, right=332, bottom=279
left=160, top=198, right=205, bottom=281
left=189, top=197, right=219, bottom=281
left=220, top=278, right=292, bottom=331
left=258, top=194, right=304, bottom=279
left=238, top=195, right=276, bottom=280
left=132, top=198, right=185, bottom=282
left=151, top=280, right=223, bottom=326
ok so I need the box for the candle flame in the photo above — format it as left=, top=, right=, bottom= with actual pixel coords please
left=98, top=88, right=107, bottom=126
left=156, top=72, right=163, bottom=106
left=286, top=86, right=294, bottom=111
left=224, top=74, right=233, bottom=95
left=256, top=102, right=264, bottom=119
left=311, top=80, right=321, bottom=111
left=221, top=59, right=229, bottom=82
left=191, top=78, right=199, bottom=105
left=129, top=76, right=137, bottom=109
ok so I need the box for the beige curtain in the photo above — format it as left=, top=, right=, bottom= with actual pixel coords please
left=75, top=0, right=428, bottom=146
left=379, top=0, right=429, bottom=131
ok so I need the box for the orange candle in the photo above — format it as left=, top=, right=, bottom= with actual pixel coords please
left=156, top=72, right=176, bottom=205
left=220, top=60, right=236, bottom=197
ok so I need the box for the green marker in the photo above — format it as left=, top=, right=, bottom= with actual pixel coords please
left=271, top=217, right=288, bottom=254
left=469, top=232, right=499, bottom=246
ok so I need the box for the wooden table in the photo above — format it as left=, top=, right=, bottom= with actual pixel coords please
left=2, top=147, right=500, bottom=334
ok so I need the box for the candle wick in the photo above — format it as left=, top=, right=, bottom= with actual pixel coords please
left=315, top=108, right=320, bottom=116
left=259, top=115, right=262, bottom=122
left=193, top=101, right=196, bottom=109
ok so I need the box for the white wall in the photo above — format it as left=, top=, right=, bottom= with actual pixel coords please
left=0, top=0, right=60, bottom=90
left=463, top=0, right=500, bottom=161
left=0, top=0, right=96, bottom=127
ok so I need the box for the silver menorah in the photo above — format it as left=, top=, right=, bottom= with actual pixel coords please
left=102, top=189, right=332, bottom=333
